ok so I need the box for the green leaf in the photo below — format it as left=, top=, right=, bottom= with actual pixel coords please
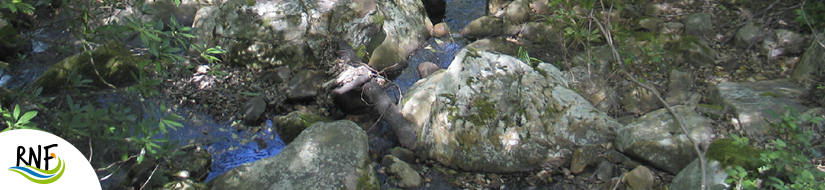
left=13, top=104, right=21, bottom=121
left=17, top=111, right=37, bottom=124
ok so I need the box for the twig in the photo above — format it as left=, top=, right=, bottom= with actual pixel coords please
left=96, top=154, right=137, bottom=172
left=139, top=164, right=160, bottom=190
left=592, top=2, right=707, bottom=190
left=87, top=137, right=93, bottom=163
left=83, top=41, right=117, bottom=89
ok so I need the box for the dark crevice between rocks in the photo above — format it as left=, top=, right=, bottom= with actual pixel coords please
left=421, top=0, right=447, bottom=24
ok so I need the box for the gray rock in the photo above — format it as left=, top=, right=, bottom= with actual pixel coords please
left=367, top=0, right=432, bottom=76
left=616, top=105, right=713, bottom=174
left=242, top=96, right=266, bottom=125
left=624, top=166, right=654, bottom=190
left=595, top=160, right=618, bottom=181
left=665, top=69, right=701, bottom=107
left=638, top=17, right=663, bottom=31
left=709, top=79, right=809, bottom=138
left=792, top=32, right=825, bottom=82
left=762, top=29, right=806, bottom=60
left=383, top=155, right=422, bottom=189
left=645, top=4, right=667, bottom=16
left=417, top=61, right=440, bottom=78
left=521, top=22, right=561, bottom=45
left=620, top=80, right=661, bottom=115
left=735, top=21, right=763, bottom=48
left=500, top=0, right=530, bottom=24
left=209, top=120, right=378, bottom=190
left=669, top=159, right=731, bottom=190
left=168, top=145, right=212, bottom=181
left=460, top=16, right=521, bottom=38
left=672, top=36, right=716, bottom=67
left=684, top=13, right=715, bottom=41
left=401, top=48, right=618, bottom=173
left=660, top=22, right=684, bottom=35
left=286, top=70, right=326, bottom=101
left=389, top=147, right=417, bottom=164
left=571, top=145, right=601, bottom=174
left=259, top=67, right=291, bottom=84
left=274, top=111, right=331, bottom=144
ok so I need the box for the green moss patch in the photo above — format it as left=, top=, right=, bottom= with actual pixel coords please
left=706, top=139, right=762, bottom=170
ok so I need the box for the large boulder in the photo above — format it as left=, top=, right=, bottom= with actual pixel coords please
left=401, top=49, right=618, bottom=173
left=709, top=79, right=809, bottom=138
left=34, top=42, right=143, bottom=93
left=791, top=32, right=825, bottom=83
left=208, top=120, right=378, bottom=190
left=367, top=0, right=432, bottom=77
left=615, top=105, right=713, bottom=174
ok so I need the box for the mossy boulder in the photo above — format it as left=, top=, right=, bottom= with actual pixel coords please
left=401, top=48, right=618, bottom=173
left=34, top=42, right=143, bottom=93
left=671, top=35, right=716, bottom=67
left=274, top=111, right=331, bottom=144
left=209, top=120, right=377, bottom=190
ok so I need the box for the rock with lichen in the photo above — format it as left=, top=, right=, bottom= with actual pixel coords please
left=209, top=120, right=378, bottom=190
left=401, top=48, right=618, bottom=173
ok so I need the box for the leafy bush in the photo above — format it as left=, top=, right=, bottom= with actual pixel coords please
left=795, top=1, right=825, bottom=32
left=723, top=106, right=825, bottom=189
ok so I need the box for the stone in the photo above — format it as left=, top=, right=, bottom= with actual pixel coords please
left=665, top=69, right=701, bottom=107
left=671, top=36, right=716, bottom=67
left=644, top=4, right=667, bottom=16
left=735, top=21, right=763, bottom=48
left=209, top=120, right=378, bottom=190
left=401, top=48, right=618, bottom=173
left=620, top=80, right=661, bottom=115
left=529, top=0, right=551, bottom=15
left=258, top=67, right=291, bottom=84
left=792, top=32, right=825, bottom=82
left=762, top=29, right=806, bottom=60
left=566, top=66, right=618, bottom=113
left=638, top=17, right=663, bottom=31
left=570, top=145, right=600, bottom=174
left=367, top=0, right=433, bottom=77
left=460, top=16, right=521, bottom=38
left=389, top=147, right=417, bottom=164
left=163, top=179, right=208, bottom=190
left=34, top=42, right=142, bottom=93
left=274, top=111, right=331, bottom=144
left=521, top=22, right=561, bottom=45
left=616, top=105, right=713, bottom=174
left=500, top=0, right=530, bottom=24
left=595, top=160, right=617, bottom=181
left=660, top=22, right=684, bottom=35
left=168, top=145, right=212, bottom=181
left=242, top=96, right=266, bottom=125
left=669, top=159, right=731, bottom=190
left=709, top=79, right=809, bottom=138
left=383, top=155, right=422, bottom=189
left=431, top=22, right=450, bottom=38
left=417, top=61, right=440, bottom=78
left=624, top=166, right=654, bottom=190
left=684, top=13, right=715, bottom=41
left=286, top=70, right=326, bottom=101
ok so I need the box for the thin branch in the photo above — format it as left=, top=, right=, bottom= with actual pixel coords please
left=139, top=164, right=160, bottom=190
left=96, top=154, right=137, bottom=172
left=592, top=2, right=707, bottom=190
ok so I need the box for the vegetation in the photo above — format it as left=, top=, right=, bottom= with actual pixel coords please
left=0, top=0, right=225, bottom=188
left=723, top=106, right=825, bottom=189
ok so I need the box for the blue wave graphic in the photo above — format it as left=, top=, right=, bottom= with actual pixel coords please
left=8, top=166, right=55, bottom=179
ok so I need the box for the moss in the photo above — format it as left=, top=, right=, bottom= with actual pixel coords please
left=467, top=97, right=498, bottom=126
left=759, top=91, right=781, bottom=98
left=706, top=139, right=762, bottom=170
left=698, top=103, right=724, bottom=110
left=355, top=45, right=368, bottom=61
left=355, top=154, right=379, bottom=190
left=35, top=41, right=142, bottom=93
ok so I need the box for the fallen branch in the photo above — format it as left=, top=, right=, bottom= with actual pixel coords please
left=362, top=81, right=418, bottom=150
left=592, top=1, right=707, bottom=189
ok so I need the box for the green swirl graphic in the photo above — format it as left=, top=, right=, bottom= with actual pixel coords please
left=8, top=156, right=65, bottom=184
